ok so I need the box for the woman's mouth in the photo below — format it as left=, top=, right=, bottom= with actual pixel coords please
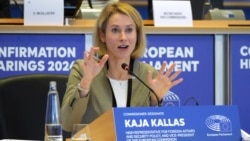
left=118, top=45, right=129, bottom=49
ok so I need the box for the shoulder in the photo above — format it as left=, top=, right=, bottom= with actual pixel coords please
left=70, top=59, right=84, bottom=72
left=74, top=59, right=83, bottom=64
left=72, top=59, right=83, bottom=66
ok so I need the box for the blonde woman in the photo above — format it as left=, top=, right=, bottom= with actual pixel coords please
left=61, top=2, right=183, bottom=132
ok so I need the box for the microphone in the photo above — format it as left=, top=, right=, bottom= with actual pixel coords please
left=121, top=63, right=162, bottom=106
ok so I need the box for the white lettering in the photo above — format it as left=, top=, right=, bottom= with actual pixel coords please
left=0, top=60, right=73, bottom=72
left=124, top=119, right=149, bottom=128
left=0, top=60, right=45, bottom=71
left=240, top=59, right=250, bottom=69
left=240, top=45, right=250, bottom=56
left=0, top=46, right=76, bottom=58
left=151, top=118, right=185, bottom=127
left=145, top=60, right=199, bottom=72
left=144, top=46, right=194, bottom=58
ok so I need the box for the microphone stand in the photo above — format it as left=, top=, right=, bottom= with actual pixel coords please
left=183, top=96, right=199, bottom=106
left=123, top=67, right=162, bottom=107
left=87, top=0, right=93, bottom=9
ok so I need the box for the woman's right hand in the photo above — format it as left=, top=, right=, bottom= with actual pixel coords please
left=79, top=47, right=109, bottom=96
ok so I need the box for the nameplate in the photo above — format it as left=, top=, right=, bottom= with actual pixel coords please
left=152, top=0, right=193, bottom=27
left=113, top=106, right=241, bottom=141
left=24, top=0, right=64, bottom=26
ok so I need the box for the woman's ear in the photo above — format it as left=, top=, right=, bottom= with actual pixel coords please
left=99, top=30, right=105, bottom=43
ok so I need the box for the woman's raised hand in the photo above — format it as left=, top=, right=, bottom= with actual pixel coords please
left=147, top=61, right=183, bottom=100
left=81, top=47, right=109, bottom=85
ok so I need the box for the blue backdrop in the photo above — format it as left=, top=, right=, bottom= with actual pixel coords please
left=230, top=34, right=250, bottom=133
left=141, top=34, right=214, bottom=106
left=0, top=34, right=85, bottom=78
left=0, top=34, right=215, bottom=106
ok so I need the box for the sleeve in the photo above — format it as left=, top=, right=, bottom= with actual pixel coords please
left=61, top=59, right=89, bottom=132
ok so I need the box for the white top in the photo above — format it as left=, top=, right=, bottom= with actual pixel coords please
left=108, top=78, right=128, bottom=107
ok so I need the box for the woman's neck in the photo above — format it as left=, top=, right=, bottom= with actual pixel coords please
left=107, top=58, right=130, bottom=80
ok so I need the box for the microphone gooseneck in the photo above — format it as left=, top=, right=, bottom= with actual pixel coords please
left=121, top=63, right=162, bottom=107
left=183, top=96, right=199, bottom=106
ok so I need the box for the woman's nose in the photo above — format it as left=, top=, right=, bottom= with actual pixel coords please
left=119, top=31, right=127, bottom=41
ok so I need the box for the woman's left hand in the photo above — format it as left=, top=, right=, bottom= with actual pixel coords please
left=147, top=61, right=183, bottom=101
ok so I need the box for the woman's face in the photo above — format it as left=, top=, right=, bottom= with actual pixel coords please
left=100, top=13, right=137, bottom=60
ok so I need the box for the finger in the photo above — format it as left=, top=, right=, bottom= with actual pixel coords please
left=171, top=78, right=183, bottom=87
left=169, top=69, right=182, bottom=81
left=159, top=61, right=167, bottom=75
left=99, top=54, right=109, bottom=67
left=88, top=47, right=99, bottom=61
left=165, top=63, right=176, bottom=76
left=83, top=51, right=88, bottom=65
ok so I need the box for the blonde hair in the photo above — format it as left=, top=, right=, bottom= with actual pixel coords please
left=93, top=2, right=146, bottom=59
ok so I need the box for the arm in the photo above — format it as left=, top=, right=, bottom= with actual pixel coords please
left=61, top=60, right=89, bottom=132
left=61, top=47, right=109, bottom=132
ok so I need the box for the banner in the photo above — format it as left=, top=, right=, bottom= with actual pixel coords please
left=113, top=106, right=241, bottom=141
left=0, top=34, right=214, bottom=106
left=230, top=34, right=250, bottom=133
left=141, top=34, right=214, bottom=106
left=0, top=34, right=85, bottom=78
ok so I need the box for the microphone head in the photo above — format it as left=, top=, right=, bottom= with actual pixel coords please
left=121, top=63, right=129, bottom=70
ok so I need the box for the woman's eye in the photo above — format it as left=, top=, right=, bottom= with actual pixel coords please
left=111, top=28, right=119, bottom=33
left=125, top=28, right=133, bottom=33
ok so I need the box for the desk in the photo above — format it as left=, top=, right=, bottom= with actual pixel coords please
left=11, top=0, right=250, bottom=7
left=1, top=19, right=250, bottom=34
left=0, top=19, right=250, bottom=133
left=0, top=18, right=23, bottom=25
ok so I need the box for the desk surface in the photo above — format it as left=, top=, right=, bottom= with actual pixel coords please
left=12, top=0, right=250, bottom=7
left=1, top=19, right=250, bottom=34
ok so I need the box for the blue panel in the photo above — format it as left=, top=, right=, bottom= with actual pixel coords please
left=230, top=34, right=250, bottom=133
left=140, top=34, right=214, bottom=106
left=113, top=106, right=241, bottom=141
left=0, top=34, right=85, bottom=78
